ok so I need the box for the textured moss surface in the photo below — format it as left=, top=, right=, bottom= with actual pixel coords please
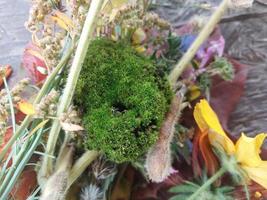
left=75, top=38, right=172, bottom=163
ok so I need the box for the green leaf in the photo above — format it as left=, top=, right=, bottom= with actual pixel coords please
left=217, top=186, right=234, bottom=193
left=169, top=184, right=198, bottom=194
left=169, top=194, right=190, bottom=200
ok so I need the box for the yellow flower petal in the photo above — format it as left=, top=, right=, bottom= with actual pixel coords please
left=242, top=161, right=267, bottom=189
left=194, top=99, right=226, bottom=136
left=193, top=99, right=235, bottom=154
left=235, top=133, right=267, bottom=167
left=208, top=129, right=235, bottom=155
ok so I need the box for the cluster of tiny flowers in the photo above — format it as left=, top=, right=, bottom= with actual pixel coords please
left=38, top=27, right=66, bottom=68
left=0, top=67, right=30, bottom=137
left=60, top=106, right=82, bottom=125
left=67, top=0, right=92, bottom=33
left=25, top=0, right=53, bottom=33
left=0, top=78, right=30, bottom=109
left=25, top=0, right=67, bottom=69
left=113, top=4, right=169, bottom=28
left=35, top=89, right=59, bottom=118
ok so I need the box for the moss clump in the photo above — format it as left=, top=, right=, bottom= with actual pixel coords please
left=75, top=38, right=172, bottom=163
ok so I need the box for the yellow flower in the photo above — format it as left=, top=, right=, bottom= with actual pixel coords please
left=193, top=99, right=267, bottom=189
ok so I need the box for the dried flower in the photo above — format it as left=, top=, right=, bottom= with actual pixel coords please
left=35, top=89, right=59, bottom=118
left=80, top=184, right=104, bottom=200
left=0, top=78, right=30, bottom=110
left=40, top=145, right=74, bottom=200
left=67, top=0, right=91, bottom=33
left=91, top=155, right=117, bottom=180
left=38, top=31, right=65, bottom=68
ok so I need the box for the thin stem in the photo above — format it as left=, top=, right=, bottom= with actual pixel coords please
left=0, top=46, right=73, bottom=163
left=40, top=0, right=104, bottom=178
left=3, top=77, right=16, bottom=133
left=3, top=76, right=18, bottom=160
left=0, top=137, right=31, bottom=196
left=187, top=167, right=226, bottom=200
left=168, top=0, right=230, bottom=88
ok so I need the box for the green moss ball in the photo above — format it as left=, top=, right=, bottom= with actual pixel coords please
left=75, top=38, right=172, bottom=163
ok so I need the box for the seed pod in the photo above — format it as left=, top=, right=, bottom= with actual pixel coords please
left=40, top=145, right=74, bottom=200
left=145, top=89, right=185, bottom=182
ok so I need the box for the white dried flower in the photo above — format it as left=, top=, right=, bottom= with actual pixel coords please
left=80, top=184, right=104, bottom=200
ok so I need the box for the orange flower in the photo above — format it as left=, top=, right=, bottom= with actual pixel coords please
left=193, top=99, right=267, bottom=189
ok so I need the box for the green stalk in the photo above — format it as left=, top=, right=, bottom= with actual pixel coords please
left=67, top=150, right=99, bottom=189
left=40, top=0, right=104, bottom=178
left=187, top=167, right=226, bottom=200
left=0, top=46, right=73, bottom=163
left=242, top=177, right=251, bottom=200
left=3, top=76, right=18, bottom=158
left=168, top=0, right=230, bottom=88
left=3, top=77, right=16, bottom=133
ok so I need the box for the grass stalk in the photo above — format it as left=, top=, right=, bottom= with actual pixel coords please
left=3, top=77, right=16, bottom=133
left=0, top=127, right=44, bottom=199
left=40, top=0, right=104, bottom=178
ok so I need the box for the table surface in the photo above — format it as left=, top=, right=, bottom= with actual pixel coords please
left=1, top=0, right=267, bottom=136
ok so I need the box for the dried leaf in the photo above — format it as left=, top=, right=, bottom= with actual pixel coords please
left=22, top=42, right=48, bottom=83
left=17, top=100, right=35, bottom=115
left=25, top=49, right=45, bottom=61
left=54, top=11, right=74, bottom=29
left=50, top=16, right=69, bottom=31
left=210, top=58, right=248, bottom=132
left=60, top=121, right=84, bottom=132
left=50, top=11, right=74, bottom=31
left=10, top=168, right=37, bottom=200
left=101, top=0, right=128, bottom=14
